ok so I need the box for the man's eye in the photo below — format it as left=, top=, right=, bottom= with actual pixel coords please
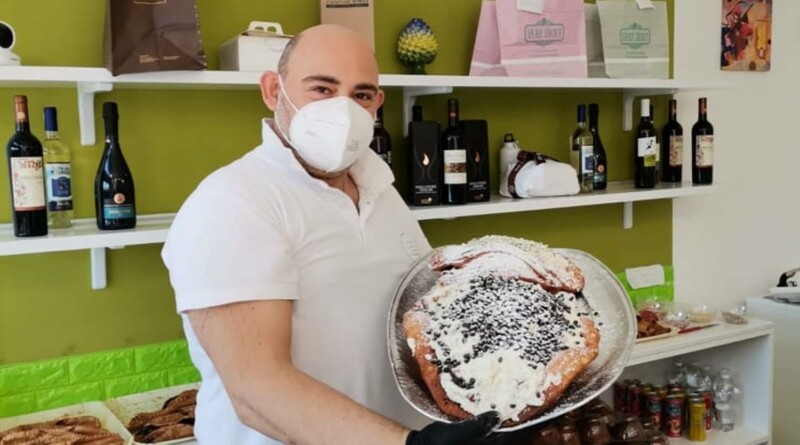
left=355, top=93, right=374, bottom=101
left=313, top=86, right=332, bottom=94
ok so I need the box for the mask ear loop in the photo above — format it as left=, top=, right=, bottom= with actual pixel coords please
left=274, top=76, right=300, bottom=147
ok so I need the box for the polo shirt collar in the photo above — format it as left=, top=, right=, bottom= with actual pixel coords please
left=257, top=119, right=394, bottom=197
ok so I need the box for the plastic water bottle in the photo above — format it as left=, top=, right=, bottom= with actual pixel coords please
left=698, top=364, right=714, bottom=392
left=713, top=368, right=737, bottom=432
left=669, top=360, right=687, bottom=386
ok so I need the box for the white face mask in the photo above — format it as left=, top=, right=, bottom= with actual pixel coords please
left=276, top=76, right=375, bottom=173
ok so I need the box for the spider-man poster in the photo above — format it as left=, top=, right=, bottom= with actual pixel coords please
left=721, top=0, right=772, bottom=71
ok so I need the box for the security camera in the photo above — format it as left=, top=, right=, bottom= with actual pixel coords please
left=0, top=21, right=21, bottom=66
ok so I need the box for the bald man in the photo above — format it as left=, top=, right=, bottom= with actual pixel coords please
left=162, top=25, right=510, bottom=445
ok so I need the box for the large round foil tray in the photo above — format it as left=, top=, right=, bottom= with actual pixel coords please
left=388, top=248, right=636, bottom=432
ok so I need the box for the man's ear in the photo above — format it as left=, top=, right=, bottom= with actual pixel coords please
left=260, top=71, right=280, bottom=112
left=375, top=89, right=385, bottom=114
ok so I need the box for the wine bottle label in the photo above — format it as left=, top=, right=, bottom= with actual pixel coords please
left=10, top=157, right=46, bottom=211
left=669, top=135, right=684, bottom=167
left=443, top=150, right=467, bottom=185
left=103, top=202, right=135, bottom=220
left=695, top=136, right=713, bottom=167
left=581, top=145, right=595, bottom=174
left=638, top=137, right=657, bottom=168
left=45, top=162, right=73, bottom=211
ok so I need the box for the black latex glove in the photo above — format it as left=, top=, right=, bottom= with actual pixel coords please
left=478, top=427, right=535, bottom=445
left=406, top=411, right=501, bottom=445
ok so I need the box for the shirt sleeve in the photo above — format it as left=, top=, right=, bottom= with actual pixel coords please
left=162, top=186, right=299, bottom=313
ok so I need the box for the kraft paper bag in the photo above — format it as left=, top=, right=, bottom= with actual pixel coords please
left=596, top=0, right=670, bottom=78
left=104, top=0, right=207, bottom=76
left=496, top=0, right=588, bottom=78
left=469, top=1, right=507, bottom=76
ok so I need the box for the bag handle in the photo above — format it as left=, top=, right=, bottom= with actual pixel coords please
left=248, top=22, right=284, bottom=35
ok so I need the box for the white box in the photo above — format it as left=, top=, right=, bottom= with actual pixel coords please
left=219, top=22, right=292, bottom=72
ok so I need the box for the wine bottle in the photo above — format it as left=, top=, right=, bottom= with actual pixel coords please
left=408, top=105, right=440, bottom=206
left=651, top=104, right=660, bottom=185
left=570, top=104, right=594, bottom=194
left=634, top=99, right=657, bottom=189
left=441, top=99, right=467, bottom=205
left=95, top=102, right=136, bottom=230
left=661, top=99, right=683, bottom=182
left=43, top=107, right=74, bottom=228
left=6, top=95, right=47, bottom=237
left=692, top=97, right=714, bottom=185
left=588, top=103, right=607, bottom=190
left=370, top=106, right=392, bottom=166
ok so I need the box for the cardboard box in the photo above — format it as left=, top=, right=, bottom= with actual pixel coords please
left=320, top=0, right=375, bottom=51
left=218, top=22, right=292, bottom=72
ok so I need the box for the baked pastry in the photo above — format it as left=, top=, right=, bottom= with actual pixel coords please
left=128, top=389, right=197, bottom=443
left=0, top=415, right=125, bottom=444
left=403, top=236, right=600, bottom=427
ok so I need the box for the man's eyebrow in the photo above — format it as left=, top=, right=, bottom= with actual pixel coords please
left=302, top=75, right=340, bottom=84
left=301, top=76, right=379, bottom=93
left=354, top=83, right=379, bottom=94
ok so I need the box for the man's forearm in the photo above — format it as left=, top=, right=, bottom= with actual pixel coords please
left=229, top=363, right=408, bottom=445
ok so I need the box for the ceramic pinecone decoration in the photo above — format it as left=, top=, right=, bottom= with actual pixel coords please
left=396, top=18, right=438, bottom=75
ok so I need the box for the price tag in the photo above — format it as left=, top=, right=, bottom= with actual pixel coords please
left=517, top=0, right=545, bottom=14
left=635, top=0, right=656, bottom=10
left=625, top=265, right=665, bottom=289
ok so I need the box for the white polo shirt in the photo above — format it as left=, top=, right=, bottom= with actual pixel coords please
left=162, top=120, right=432, bottom=445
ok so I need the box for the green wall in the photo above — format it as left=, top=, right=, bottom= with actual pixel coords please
left=0, top=0, right=673, bottom=365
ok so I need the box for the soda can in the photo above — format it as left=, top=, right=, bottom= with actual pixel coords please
left=647, top=393, right=664, bottom=430
left=628, top=384, right=642, bottom=416
left=702, top=391, right=714, bottom=430
left=613, top=381, right=628, bottom=414
left=655, top=385, right=670, bottom=399
left=688, top=399, right=707, bottom=441
left=669, top=383, right=684, bottom=393
left=665, top=395, right=684, bottom=438
left=640, top=385, right=654, bottom=418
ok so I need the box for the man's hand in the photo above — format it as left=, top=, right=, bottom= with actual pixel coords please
left=406, top=412, right=501, bottom=445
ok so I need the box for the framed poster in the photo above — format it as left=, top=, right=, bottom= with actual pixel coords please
left=721, top=0, right=772, bottom=71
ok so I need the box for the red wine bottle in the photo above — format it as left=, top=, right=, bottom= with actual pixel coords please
left=588, top=103, right=607, bottom=190
left=6, top=95, right=48, bottom=237
left=634, top=99, right=657, bottom=189
left=441, top=99, right=467, bottom=205
left=692, top=98, right=714, bottom=184
left=95, top=102, right=136, bottom=230
left=370, top=106, right=392, bottom=166
left=662, top=99, right=683, bottom=182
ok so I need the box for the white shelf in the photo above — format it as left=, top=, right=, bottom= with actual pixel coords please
left=0, top=66, right=735, bottom=144
left=0, top=66, right=734, bottom=91
left=628, top=318, right=774, bottom=367
left=669, top=428, right=768, bottom=445
left=0, top=182, right=716, bottom=289
left=0, top=213, right=173, bottom=256
left=412, top=182, right=716, bottom=223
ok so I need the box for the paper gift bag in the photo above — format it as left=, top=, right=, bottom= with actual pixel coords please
left=104, top=0, right=207, bottom=76
left=496, top=0, right=588, bottom=78
left=469, top=1, right=507, bottom=76
left=585, top=3, right=608, bottom=78
left=596, top=0, right=670, bottom=78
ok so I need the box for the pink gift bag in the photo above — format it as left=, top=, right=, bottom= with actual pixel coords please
left=496, top=0, right=588, bottom=78
left=469, top=1, right=507, bottom=76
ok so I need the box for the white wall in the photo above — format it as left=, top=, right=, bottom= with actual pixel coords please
left=672, top=0, right=800, bottom=311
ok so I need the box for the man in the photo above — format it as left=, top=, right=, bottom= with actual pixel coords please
left=162, top=25, right=507, bottom=444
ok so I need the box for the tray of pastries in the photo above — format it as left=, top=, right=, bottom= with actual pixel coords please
left=105, top=384, right=197, bottom=444
left=0, top=402, right=132, bottom=444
